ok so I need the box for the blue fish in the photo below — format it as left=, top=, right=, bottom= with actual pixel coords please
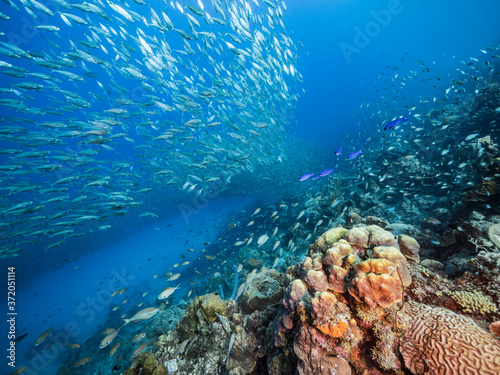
left=347, top=149, right=362, bottom=160
left=384, top=115, right=407, bottom=131
left=311, top=175, right=321, bottom=180
left=299, top=173, right=314, bottom=181
left=319, top=169, right=333, bottom=177
left=335, top=147, right=342, bottom=155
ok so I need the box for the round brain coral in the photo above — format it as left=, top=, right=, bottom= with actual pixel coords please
left=400, top=302, right=500, bottom=375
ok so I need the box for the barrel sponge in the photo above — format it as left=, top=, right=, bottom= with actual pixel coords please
left=401, top=302, right=500, bottom=375
left=198, top=293, right=228, bottom=322
left=348, top=259, right=402, bottom=308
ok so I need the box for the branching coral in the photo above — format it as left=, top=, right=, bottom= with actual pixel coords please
left=449, top=290, right=498, bottom=314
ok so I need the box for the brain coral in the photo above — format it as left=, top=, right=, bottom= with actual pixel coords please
left=400, top=301, right=500, bottom=375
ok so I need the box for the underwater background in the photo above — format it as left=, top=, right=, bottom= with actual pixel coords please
left=1, top=0, right=500, bottom=374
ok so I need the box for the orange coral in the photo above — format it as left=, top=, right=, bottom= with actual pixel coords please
left=348, top=259, right=403, bottom=308
left=316, top=321, right=348, bottom=338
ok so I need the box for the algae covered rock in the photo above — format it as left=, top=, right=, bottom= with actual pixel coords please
left=241, top=267, right=285, bottom=314
left=124, top=352, right=163, bottom=375
left=294, top=325, right=352, bottom=375
left=198, top=293, right=228, bottom=322
left=179, top=293, right=229, bottom=340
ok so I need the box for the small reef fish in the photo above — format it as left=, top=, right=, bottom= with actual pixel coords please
left=10, top=367, right=28, bottom=375
left=123, top=307, right=159, bottom=325
left=426, top=217, right=442, bottom=225
left=70, top=357, right=91, bottom=368
left=100, top=328, right=121, bottom=349
left=173, top=339, right=190, bottom=357
left=299, top=173, right=314, bottom=181
left=319, top=169, right=333, bottom=177
left=347, top=149, right=363, bottom=160
left=257, top=234, right=268, bottom=246
left=132, top=342, right=148, bottom=357
left=109, top=341, right=121, bottom=357
left=335, top=147, right=342, bottom=155
left=226, top=333, right=236, bottom=361
left=131, top=333, right=146, bottom=343
left=14, top=333, right=28, bottom=344
left=34, top=326, right=54, bottom=346
left=158, top=284, right=181, bottom=300
left=168, top=273, right=181, bottom=281
left=384, top=115, right=407, bottom=130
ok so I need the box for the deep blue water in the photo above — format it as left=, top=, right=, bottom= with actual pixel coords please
left=0, top=0, right=499, bottom=373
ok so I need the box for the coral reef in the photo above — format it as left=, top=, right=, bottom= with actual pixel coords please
left=280, top=225, right=415, bottom=373
left=278, top=225, right=500, bottom=374
left=119, top=224, right=500, bottom=375
left=136, top=267, right=286, bottom=375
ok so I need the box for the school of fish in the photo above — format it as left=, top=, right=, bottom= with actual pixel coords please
left=0, top=0, right=301, bottom=258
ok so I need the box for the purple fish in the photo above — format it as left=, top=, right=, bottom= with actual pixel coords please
left=335, top=147, right=342, bottom=155
left=299, top=173, right=314, bottom=181
left=347, top=149, right=362, bottom=160
left=384, top=115, right=407, bottom=131
left=311, top=175, right=321, bottom=180
left=319, top=169, right=333, bottom=177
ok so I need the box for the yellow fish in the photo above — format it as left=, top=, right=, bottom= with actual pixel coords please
left=109, top=341, right=121, bottom=357
left=34, top=326, right=54, bottom=346
left=168, top=273, right=181, bottom=281
left=71, top=357, right=91, bottom=367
